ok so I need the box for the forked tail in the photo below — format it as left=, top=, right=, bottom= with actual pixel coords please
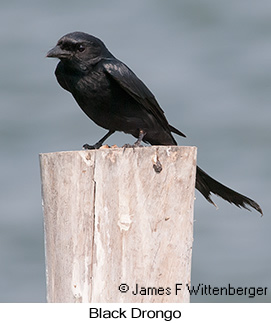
left=196, top=166, right=263, bottom=215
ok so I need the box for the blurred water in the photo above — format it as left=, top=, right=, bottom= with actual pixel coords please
left=0, top=0, right=270, bottom=302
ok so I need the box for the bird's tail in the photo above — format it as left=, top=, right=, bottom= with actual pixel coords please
left=196, top=166, right=263, bottom=215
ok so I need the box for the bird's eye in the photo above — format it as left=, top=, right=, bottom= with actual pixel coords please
left=77, top=44, right=85, bottom=52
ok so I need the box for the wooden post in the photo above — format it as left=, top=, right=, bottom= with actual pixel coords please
left=39, top=146, right=197, bottom=303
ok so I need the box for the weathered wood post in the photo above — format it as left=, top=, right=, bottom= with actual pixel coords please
left=40, top=146, right=197, bottom=303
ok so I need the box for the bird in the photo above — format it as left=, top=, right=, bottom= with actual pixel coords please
left=47, top=31, right=263, bottom=215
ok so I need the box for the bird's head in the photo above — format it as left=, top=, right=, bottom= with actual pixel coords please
left=46, top=32, right=112, bottom=69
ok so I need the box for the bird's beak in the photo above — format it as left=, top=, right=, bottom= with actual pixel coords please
left=46, top=45, right=69, bottom=59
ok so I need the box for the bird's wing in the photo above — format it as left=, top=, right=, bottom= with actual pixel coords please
left=103, top=59, right=186, bottom=137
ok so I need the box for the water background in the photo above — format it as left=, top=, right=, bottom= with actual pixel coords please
left=0, top=0, right=270, bottom=302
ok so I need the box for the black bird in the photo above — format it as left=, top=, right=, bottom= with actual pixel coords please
left=47, top=31, right=263, bottom=215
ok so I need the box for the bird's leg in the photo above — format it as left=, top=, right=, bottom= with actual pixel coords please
left=134, top=129, right=146, bottom=147
left=122, top=129, right=146, bottom=148
left=83, top=130, right=115, bottom=150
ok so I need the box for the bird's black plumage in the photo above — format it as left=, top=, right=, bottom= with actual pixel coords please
left=47, top=31, right=263, bottom=215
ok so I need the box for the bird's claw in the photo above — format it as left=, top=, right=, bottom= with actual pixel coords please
left=122, top=130, right=146, bottom=149
left=83, top=143, right=102, bottom=150
left=122, top=143, right=144, bottom=149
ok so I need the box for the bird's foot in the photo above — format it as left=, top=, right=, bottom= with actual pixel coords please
left=83, top=142, right=102, bottom=150
left=82, top=130, right=116, bottom=150
left=122, top=143, right=144, bottom=149
left=122, top=130, right=146, bottom=149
